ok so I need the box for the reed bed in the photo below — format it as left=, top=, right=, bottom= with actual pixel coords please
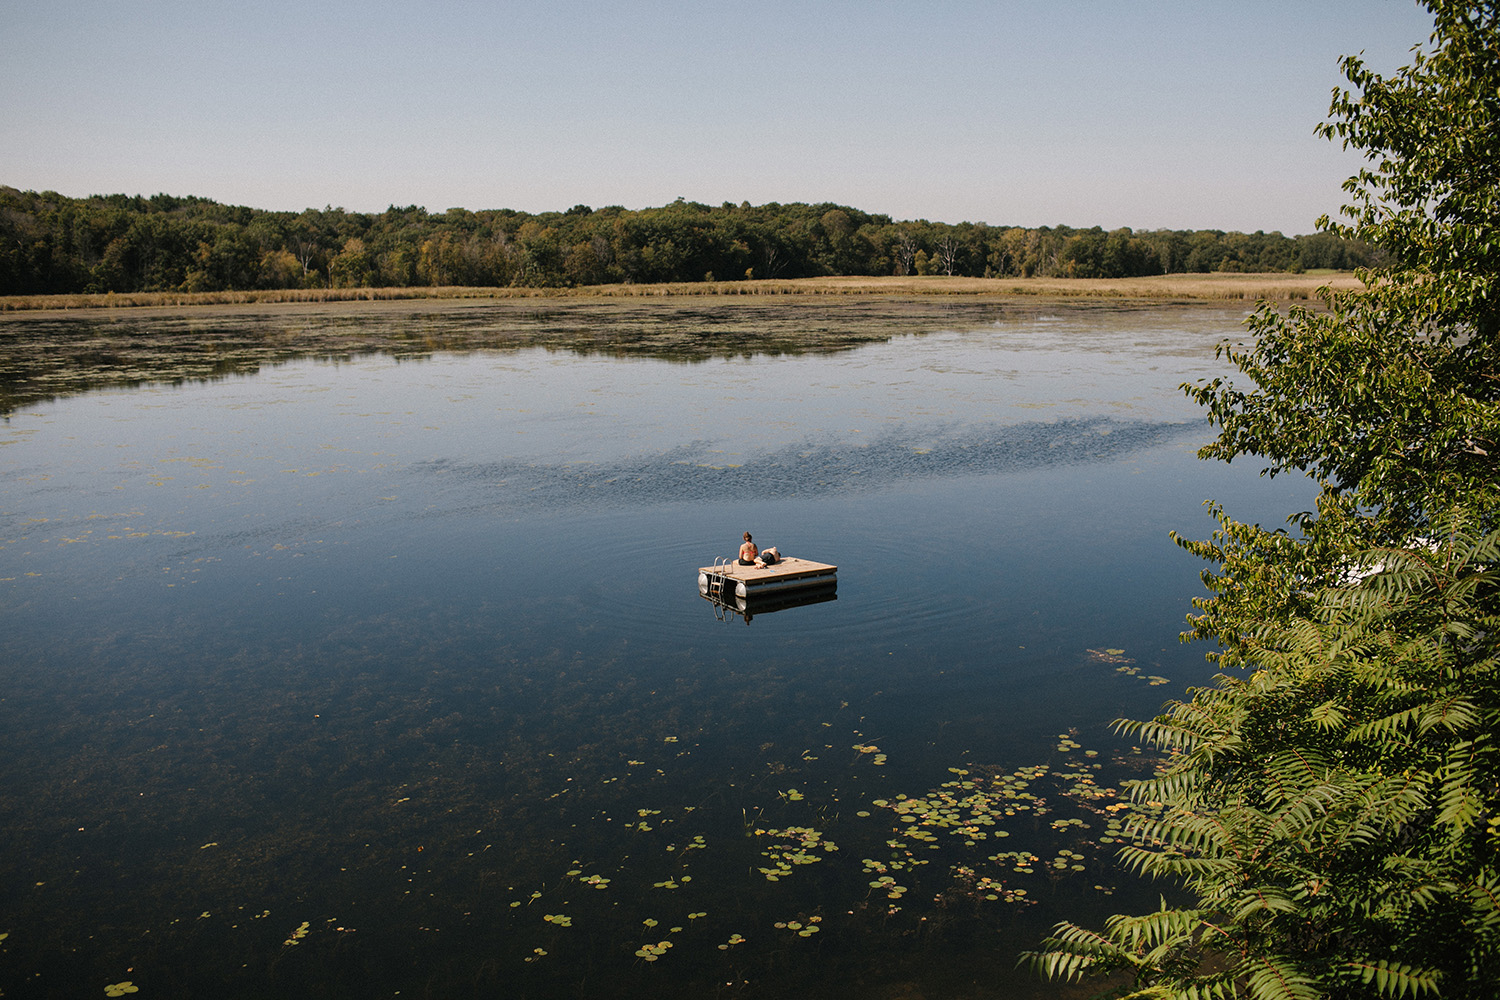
left=0, top=272, right=1361, bottom=313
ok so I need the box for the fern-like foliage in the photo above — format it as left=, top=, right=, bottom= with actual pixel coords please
left=1029, top=10, right=1500, bottom=994
left=1026, top=522, right=1500, bottom=999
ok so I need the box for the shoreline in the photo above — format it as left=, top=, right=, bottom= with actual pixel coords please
left=0, top=272, right=1362, bottom=314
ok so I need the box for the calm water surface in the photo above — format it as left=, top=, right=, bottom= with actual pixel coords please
left=0, top=299, right=1310, bottom=999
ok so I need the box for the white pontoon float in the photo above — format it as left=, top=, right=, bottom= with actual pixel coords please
left=697, top=556, right=838, bottom=601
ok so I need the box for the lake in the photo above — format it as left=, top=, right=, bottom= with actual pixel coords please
left=0, top=298, right=1310, bottom=999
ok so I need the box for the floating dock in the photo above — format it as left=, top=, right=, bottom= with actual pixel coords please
left=698, top=557, right=838, bottom=601
left=702, top=581, right=838, bottom=623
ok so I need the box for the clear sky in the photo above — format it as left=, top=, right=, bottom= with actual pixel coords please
left=3, top=0, right=1436, bottom=235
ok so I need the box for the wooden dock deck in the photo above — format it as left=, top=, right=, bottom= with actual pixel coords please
left=697, top=557, right=837, bottom=600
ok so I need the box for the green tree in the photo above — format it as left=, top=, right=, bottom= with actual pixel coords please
left=563, top=238, right=609, bottom=286
left=0, top=186, right=1386, bottom=295
left=257, top=248, right=302, bottom=289
left=328, top=237, right=372, bottom=287
left=1030, top=4, right=1500, bottom=997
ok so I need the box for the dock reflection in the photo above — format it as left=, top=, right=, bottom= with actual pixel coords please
left=701, top=581, right=838, bottom=624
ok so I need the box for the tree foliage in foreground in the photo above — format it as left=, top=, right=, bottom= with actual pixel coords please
left=1030, top=3, right=1500, bottom=997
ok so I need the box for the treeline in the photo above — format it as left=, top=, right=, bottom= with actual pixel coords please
left=0, top=186, right=1384, bottom=295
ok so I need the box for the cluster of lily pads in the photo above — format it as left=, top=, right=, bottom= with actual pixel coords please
left=1115, top=664, right=1172, bottom=686
left=773, top=916, right=823, bottom=937
left=634, top=939, right=674, bottom=962
left=564, top=869, right=612, bottom=889
left=1086, top=646, right=1171, bottom=686
left=856, top=744, right=1155, bottom=913
left=485, top=719, right=1166, bottom=977
left=988, top=849, right=1042, bottom=874
left=756, top=826, right=837, bottom=882
left=867, top=874, right=908, bottom=900
left=666, top=834, right=707, bottom=855
left=67, top=725, right=1159, bottom=986
left=952, top=864, right=1034, bottom=905
left=868, top=765, right=1034, bottom=846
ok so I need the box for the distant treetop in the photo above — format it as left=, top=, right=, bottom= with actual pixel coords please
left=0, top=186, right=1383, bottom=296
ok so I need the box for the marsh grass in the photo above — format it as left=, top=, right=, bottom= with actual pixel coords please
left=0, top=272, right=1361, bottom=313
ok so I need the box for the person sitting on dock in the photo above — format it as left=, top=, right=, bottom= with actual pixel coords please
left=739, top=533, right=781, bottom=568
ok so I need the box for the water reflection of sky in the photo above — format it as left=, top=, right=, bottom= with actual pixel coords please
left=4, top=303, right=1244, bottom=469
left=0, top=301, right=1313, bottom=999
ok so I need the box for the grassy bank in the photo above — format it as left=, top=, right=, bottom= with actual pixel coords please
left=0, top=272, right=1362, bottom=313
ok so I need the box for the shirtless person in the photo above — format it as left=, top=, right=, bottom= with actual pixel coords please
left=739, top=533, right=780, bottom=568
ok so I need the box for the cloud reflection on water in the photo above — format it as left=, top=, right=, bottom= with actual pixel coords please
left=417, top=417, right=1197, bottom=509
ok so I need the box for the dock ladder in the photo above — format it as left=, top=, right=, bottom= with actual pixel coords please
left=707, top=556, right=737, bottom=599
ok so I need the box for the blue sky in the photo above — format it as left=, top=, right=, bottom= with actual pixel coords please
left=3, top=1, right=1435, bottom=234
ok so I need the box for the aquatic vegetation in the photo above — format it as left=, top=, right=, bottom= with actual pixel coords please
left=756, top=826, right=837, bottom=882
left=543, top=913, right=572, bottom=927
left=717, top=933, right=747, bottom=950
left=283, top=921, right=310, bottom=946
left=1113, top=662, right=1171, bottom=685
left=635, top=939, right=673, bottom=962
left=948, top=864, right=1035, bottom=907
left=842, top=746, right=1175, bottom=923
left=104, top=983, right=139, bottom=997
left=680, top=834, right=707, bottom=854
left=989, top=849, right=1042, bottom=874
left=868, top=770, right=1026, bottom=843
left=774, top=915, right=824, bottom=937
left=1089, top=647, right=1172, bottom=686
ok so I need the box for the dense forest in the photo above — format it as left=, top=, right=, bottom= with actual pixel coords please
left=0, top=185, right=1384, bottom=295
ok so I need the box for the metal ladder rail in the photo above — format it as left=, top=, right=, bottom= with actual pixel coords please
left=711, top=555, right=736, bottom=599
